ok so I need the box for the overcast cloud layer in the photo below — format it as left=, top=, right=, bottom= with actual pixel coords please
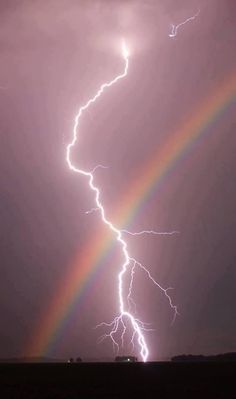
left=0, top=0, right=235, bottom=360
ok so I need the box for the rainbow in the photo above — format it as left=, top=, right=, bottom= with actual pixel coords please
left=26, top=70, right=236, bottom=357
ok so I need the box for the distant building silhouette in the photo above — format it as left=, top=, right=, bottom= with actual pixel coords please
left=115, top=356, right=138, bottom=362
left=67, top=357, right=82, bottom=363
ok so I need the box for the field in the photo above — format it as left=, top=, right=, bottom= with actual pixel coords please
left=0, top=361, right=235, bottom=398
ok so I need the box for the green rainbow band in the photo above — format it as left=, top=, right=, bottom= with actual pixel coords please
left=26, top=71, right=236, bottom=357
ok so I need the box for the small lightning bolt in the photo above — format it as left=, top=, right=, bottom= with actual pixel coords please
left=121, top=229, right=179, bottom=236
left=66, top=40, right=177, bottom=362
left=90, top=164, right=109, bottom=174
left=169, top=9, right=200, bottom=38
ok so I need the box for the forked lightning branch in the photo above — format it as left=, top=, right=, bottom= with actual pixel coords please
left=66, top=41, right=179, bottom=362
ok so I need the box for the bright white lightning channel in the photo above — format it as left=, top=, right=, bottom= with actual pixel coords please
left=66, top=41, right=177, bottom=362
left=169, top=9, right=200, bottom=38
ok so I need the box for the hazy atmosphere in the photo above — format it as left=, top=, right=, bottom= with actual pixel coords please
left=0, top=0, right=235, bottom=361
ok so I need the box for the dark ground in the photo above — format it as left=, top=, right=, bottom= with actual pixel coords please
left=0, top=362, right=235, bottom=398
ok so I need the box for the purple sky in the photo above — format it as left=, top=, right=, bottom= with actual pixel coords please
left=0, top=0, right=236, bottom=361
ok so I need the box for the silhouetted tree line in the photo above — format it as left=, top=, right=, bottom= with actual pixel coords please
left=172, top=352, right=236, bottom=362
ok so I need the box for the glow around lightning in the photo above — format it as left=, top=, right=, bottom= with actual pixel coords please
left=169, top=9, right=200, bottom=38
left=66, top=41, right=177, bottom=362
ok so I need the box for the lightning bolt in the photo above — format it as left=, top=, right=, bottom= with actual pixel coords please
left=90, top=164, right=109, bottom=174
left=169, top=9, right=200, bottom=38
left=121, top=229, right=179, bottom=236
left=66, top=40, right=177, bottom=362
